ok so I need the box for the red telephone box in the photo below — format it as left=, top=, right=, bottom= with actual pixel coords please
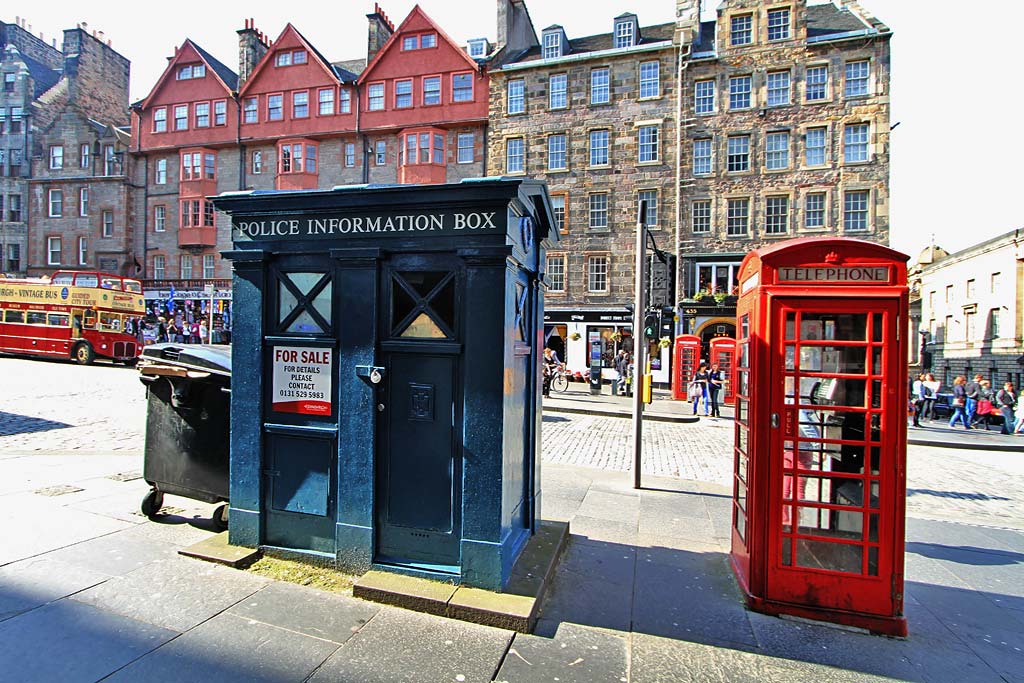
left=730, top=238, right=908, bottom=637
left=672, top=334, right=701, bottom=400
left=709, top=338, right=737, bottom=406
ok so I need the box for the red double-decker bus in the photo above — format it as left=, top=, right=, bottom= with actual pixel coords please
left=0, top=271, right=146, bottom=365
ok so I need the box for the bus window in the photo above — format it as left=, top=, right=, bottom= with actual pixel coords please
left=123, top=280, right=143, bottom=294
left=4, top=310, right=24, bottom=323
left=99, top=312, right=121, bottom=332
left=51, top=273, right=75, bottom=285
left=26, top=311, right=47, bottom=325
left=75, top=274, right=99, bottom=288
left=83, top=310, right=98, bottom=328
left=100, top=277, right=121, bottom=290
left=47, top=313, right=70, bottom=327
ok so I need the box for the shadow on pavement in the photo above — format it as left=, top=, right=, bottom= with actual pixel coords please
left=0, top=412, right=72, bottom=437
left=906, top=541, right=1024, bottom=566
left=908, top=488, right=1010, bottom=502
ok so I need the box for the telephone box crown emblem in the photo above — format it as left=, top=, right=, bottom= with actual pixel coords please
left=824, top=251, right=841, bottom=264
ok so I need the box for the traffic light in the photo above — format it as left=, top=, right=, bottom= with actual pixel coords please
left=643, top=310, right=659, bottom=339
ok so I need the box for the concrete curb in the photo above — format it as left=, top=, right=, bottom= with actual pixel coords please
left=542, top=403, right=701, bottom=424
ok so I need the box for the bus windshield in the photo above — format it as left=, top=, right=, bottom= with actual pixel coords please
left=123, top=280, right=143, bottom=294
left=75, top=274, right=99, bottom=288
left=51, top=273, right=75, bottom=285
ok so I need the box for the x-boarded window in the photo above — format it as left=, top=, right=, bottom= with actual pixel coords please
left=278, top=272, right=332, bottom=335
left=391, top=270, right=456, bottom=339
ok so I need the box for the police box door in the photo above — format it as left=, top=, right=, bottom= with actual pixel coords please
left=376, top=254, right=462, bottom=571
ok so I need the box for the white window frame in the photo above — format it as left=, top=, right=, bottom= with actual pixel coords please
left=767, top=71, right=791, bottom=106
left=423, top=77, right=441, bottom=106
left=318, top=88, right=335, bottom=115
left=549, top=74, right=568, bottom=109
left=48, top=189, right=63, bottom=217
left=843, top=189, right=870, bottom=231
left=614, top=20, right=635, bottom=48
left=80, top=143, right=91, bottom=169
left=588, top=193, right=609, bottom=230
left=843, top=123, right=870, bottom=163
left=729, top=75, right=752, bottom=110
left=589, top=129, right=610, bottom=167
left=548, top=134, right=567, bottom=171
left=49, top=145, right=64, bottom=169
left=47, top=237, right=62, bottom=265
left=506, top=137, right=525, bottom=174
left=457, top=133, right=474, bottom=164
left=292, top=91, right=309, bottom=118
left=638, top=190, right=658, bottom=229
left=845, top=60, right=870, bottom=98
left=153, top=255, right=165, bottom=279
left=153, top=107, right=167, bottom=132
left=695, top=79, right=716, bottom=114
left=731, top=14, right=753, bottom=46
left=727, top=135, right=751, bottom=172
left=395, top=80, right=413, bottom=109
left=764, top=195, right=790, bottom=234
left=79, top=187, right=89, bottom=217
left=251, top=150, right=263, bottom=174
left=78, top=237, right=88, bottom=266
left=508, top=78, right=525, bottom=115
left=639, top=61, right=660, bottom=99
left=195, top=102, right=210, bottom=128
left=693, top=138, right=713, bottom=175
left=180, top=255, right=193, bottom=280
left=587, top=255, right=609, bottom=293
left=547, top=253, right=566, bottom=292
left=203, top=254, right=216, bottom=279
left=154, top=205, right=166, bottom=232
left=452, top=73, right=474, bottom=102
left=805, top=65, right=829, bottom=102
left=174, top=104, right=188, bottom=130
left=591, top=68, right=610, bottom=105
left=767, top=8, right=791, bottom=41
left=638, top=125, right=659, bottom=163
left=542, top=32, right=562, bottom=60
left=368, top=83, right=385, bottom=111
left=804, top=191, right=827, bottom=229
left=726, top=197, right=750, bottom=236
left=345, top=142, right=356, bottom=168
left=102, top=210, right=113, bottom=237
left=691, top=199, right=712, bottom=234
left=765, top=131, right=790, bottom=170
left=804, top=127, right=827, bottom=167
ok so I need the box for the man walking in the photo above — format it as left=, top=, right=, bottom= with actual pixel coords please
left=965, top=374, right=983, bottom=427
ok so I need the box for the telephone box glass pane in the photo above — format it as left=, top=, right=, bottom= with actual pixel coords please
left=799, top=313, right=867, bottom=341
left=795, top=539, right=862, bottom=574
left=785, top=312, right=796, bottom=340
left=280, top=287, right=298, bottom=325
left=401, top=313, right=446, bottom=338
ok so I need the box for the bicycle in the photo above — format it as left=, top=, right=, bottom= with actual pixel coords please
left=548, top=363, right=569, bottom=393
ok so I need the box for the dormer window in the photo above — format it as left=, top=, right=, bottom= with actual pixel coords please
left=542, top=28, right=566, bottom=59
left=275, top=50, right=307, bottom=67
left=176, top=64, right=206, bottom=80
left=614, top=15, right=638, bottom=48
left=402, top=33, right=438, bottom=50
left=467, top=39, right=489, bottom=58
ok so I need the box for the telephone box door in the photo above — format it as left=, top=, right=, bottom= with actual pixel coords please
left=672, top=335, right=701, bottom=400
left=768, top=298, right=898, bottom=617
left=710, top=338, right=737, bottom=406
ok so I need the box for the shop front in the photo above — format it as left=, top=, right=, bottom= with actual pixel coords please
left=144, top=282, right=233, bottom=343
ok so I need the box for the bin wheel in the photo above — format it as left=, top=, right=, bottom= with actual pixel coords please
left=141, top=489, right=164, bottom=519
left=213, top=503, right=229, bottom=531
left=72, top=342, right=95, bottom=366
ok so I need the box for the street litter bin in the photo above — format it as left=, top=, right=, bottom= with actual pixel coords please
left=138, top=343, right=232, bottom=530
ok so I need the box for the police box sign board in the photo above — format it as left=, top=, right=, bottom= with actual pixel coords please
left=272, top=346, right=332, bottom=415
left=233, top=210, right=505, bottom=241
left=777, top=266, right=890, bottom=284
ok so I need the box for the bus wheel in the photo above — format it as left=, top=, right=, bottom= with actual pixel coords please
left=72, top=343, right=95, bottom=365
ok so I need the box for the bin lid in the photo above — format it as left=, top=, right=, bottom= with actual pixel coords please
left=141, top=344, right=232, bottom=376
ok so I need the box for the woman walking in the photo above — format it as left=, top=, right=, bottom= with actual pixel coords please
left=708, top=363, right=723, bottom=418
left=948, top=376, right=971, bottom=429
left=996, top=382, right=1017, bottom=435
left=692, top=363, right=710, bottom=416
left=922, top=372, right=938, bottom=420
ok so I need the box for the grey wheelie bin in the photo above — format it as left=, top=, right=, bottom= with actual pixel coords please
left=138, top=344, right=231, bottom=529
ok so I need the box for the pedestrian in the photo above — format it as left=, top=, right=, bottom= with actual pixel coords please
left=972, top=380, right=994, bottom=430
left=614, top=350, right=628, bottom=396
left=693, top=363, right=710, bottom=416
left=911, top=373, right=926, bottom=427
left=965, top=373, right=983, bottom=427
left=708, top=363, right=723, bottom=418
left=199, top=320, right=209, bottom=345
left=190, top=320, right=201, bottom=344
left=948, top=375, right=971, bottom=429
left=1014, top=395, right=1024, bottom=434
left=922, top=372, right=938, bottom=420
left=157, top=316, right=168, bottom=343
left=995, top=382, right=1017, bottom=435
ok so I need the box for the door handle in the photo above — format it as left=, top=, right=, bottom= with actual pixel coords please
left=377, top=403, right=385, bottom=412
left=770, top=413, right=779, bottom=429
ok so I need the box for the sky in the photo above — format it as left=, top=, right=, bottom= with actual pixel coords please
left=13, top=0, right=1021, bottom=261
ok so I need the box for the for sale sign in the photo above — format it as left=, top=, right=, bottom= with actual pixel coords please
left=272, top=346, right=332, bottom=415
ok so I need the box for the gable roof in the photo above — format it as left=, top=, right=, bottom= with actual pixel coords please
left=358, top=4, right=480, bottom=84
left=510, top=21, right=675, bottom=64
left=138, top=39, right=237, bottom=109
left=238, top=23, right=345, bottom=97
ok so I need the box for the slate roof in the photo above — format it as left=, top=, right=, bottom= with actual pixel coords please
left=332, top=59, right=365, bottom=81
left=20, top=52, right=63, bottom=99
left=514, top=21, right=676, bottom=63
left=192, top=43, right=238, bottom=91
left=806, top=3, right=873, bottom=38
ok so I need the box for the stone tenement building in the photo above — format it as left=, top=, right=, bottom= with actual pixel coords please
left=0, top=17, right=132, bottom=277
left=678, top=0, right=891, bottom=346
left=489, top=0, right=679, bottom=380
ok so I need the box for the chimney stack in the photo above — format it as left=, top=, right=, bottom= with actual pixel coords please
left=366, top=3, right=395, bottom=63
left=237, top=17, right=270, bottom=85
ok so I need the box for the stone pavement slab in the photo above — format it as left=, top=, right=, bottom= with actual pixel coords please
left=0, top=599, right=177, bottom=683
left=308, top=607, right=513, bottom=683
left=40, top=525, right=181, bottom=577
left=229, top=581, right=379, bottom=645
left=494, top=622, right=629, bottom=683
left=101, top=611, right=339, bottom=683
left=0, top=556, right=108, bottom=623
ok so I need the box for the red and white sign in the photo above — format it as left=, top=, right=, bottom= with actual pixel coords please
left=272, top=346, right=332, bottom=415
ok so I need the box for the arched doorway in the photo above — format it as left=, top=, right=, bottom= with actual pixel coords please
left=696, top=317, right=736, bottom=360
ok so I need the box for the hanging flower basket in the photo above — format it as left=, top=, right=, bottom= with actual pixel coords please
left=569, top=332, right=581, bottom=341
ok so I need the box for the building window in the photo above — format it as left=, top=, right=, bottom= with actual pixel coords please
left=639, top=61, right=660, bottom=99
left=468, top=39, right=488, bottom=58
left=990, top=309, right=1002, bottom=338
left=966, top=278, right=976, bottom=298
left=49, top=146, right=64, bottom=169
left=268, top=94, right=284, bottom=120
left=506, top=137, right=525, bottom=173
left=3, top=73, right=13, bottom=92
left=614, top=20, right=635, bottom=48
left=394, top=80, right=413, bottom=109
left=591, top=68, right=610, bottom=104
left=367, top=82, right=384, bottom=111
left=78, top=237, right=88, bottom=265
left=181, top=152, right=200, bottom=180
left=765, top=196, right=789, bottom=234
left=423, top=77, right=441, bottom=106
left=965, top=310, right=976, bottom=342
left=454, top=133, right=473, bottom=164
left=180, top=255, right=193, bottom=279
left=727, top=135, right=750, bottom=172
left=102, top=210, right=113, bottom=237
left=7, top=194, right=21, bottom=222
left=177, top=64, right=206, bottom=79
left=542, top=31, right=562, bottom=59
left=696, top=263, right=740, bottom=297
left=693, top=138, right=713, bottom=175
left=845, top=60, right=870, bottom=97
left=844, top=123, right=869, bottom=163
left=279, top=142, right=318, bottom=174
left=402, top=36, right=418, bottom=51
left=345, top=143, right=356, bottom=167
left=692, top=199, right=711, bottom=233
left=589, top=193, right=609, bottom=230
left=154, top=205, right=166, bottom=232
left=103, top=146, right=118, bottom=176
left=244, top=97, right=258, bottom=123
left=767, top=71, right=791, bottom=106
left=638, top=190, right=658, bottom=228
left=402, top=132, right=445, bottom=166
left=174, top=105, right=188, bottom=130
left=507, top=79, right=525, bottom=114
left=590, top=129, right=610, bottom=166
left=765, top=131, right=790, bottom=170
left=275, top=50, right=307, bottom=67
left=292, top=91, right=309, bottom=118
left=47, top=237, right=62, bottom=265
left=340, top=88, right=352, bottom=113
left=452, top=73, right=474, bottom=102
left=587, top=256, right=609, bottom=293
left=695, top=79, right=716, bottom=114
left=80, top=144, right=91, bottom=169
left=9, top=107, right=22, bottom=133
left=843, top=190, right=869, bottom=231
left=153, top=158, right=166, bottom=184
left=375, top=141, right=387, bottom=165
left=727, top=197, right=749, bottom=236
left=991, top=272, right=1001, bottom=293
left=551, top=194, right=567, bottom=233
left=195, top=102, right=210, bottom=127
left=548, top=134, right=567, bottom=171
left=79, top=187, right=89, bottom=216
left=153, top=255, right=165, bottom=279
left=251, top=150, right=263, bottom=174
left=945, top=285, right=953, bottom=304
left=805, top=127, right=827, bottom=166
left=729, top=75, right=752, bottom=109
left=638, top=125, right=659, bottom=163
left=805, top=65, right=828, bottom=102
left=805, top=192, right=826, bottom=228
left=49, top=189, right=63, bottom=217
left=547, top=254, right=566, bottom=292
left=767, top=8, right=791, bottom=40
left=549, top=74, right=567, bottom=109
left=731, top=14, right=753, bottom=46
left=214, top=100, right=227, bottom=126
left=203, top=254, right=216, bottom=279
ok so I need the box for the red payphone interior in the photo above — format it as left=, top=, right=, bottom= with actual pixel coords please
left=709, top=337, right=737, bottom=406
left=672, top=334, right=701, bottom=400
